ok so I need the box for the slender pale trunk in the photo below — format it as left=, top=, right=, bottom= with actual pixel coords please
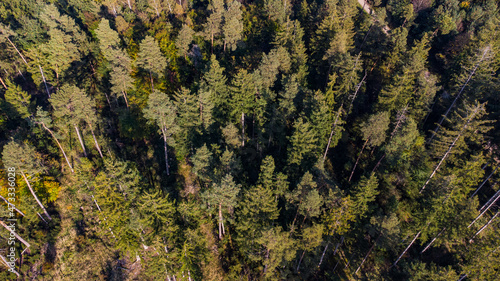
left=318, top=242, right=329, bottom=267
left=218, top=203, right=224, bottom=239
left=74, top=124, right=87, bottom=157
left=0, top=254, right=20, bottom=277
left=149, top=68, right=154, bottom=92
left=0, top=195, right=25, bottom=216
left=241, top=112, right=245, bottom=147
left=92, top=195, right=117, bottom=239
left=6, top=37, right=28, bottom=65
left=468, top=194, right=500, bottom=228
left=20, top=171, right=52, bottom=220
left=356, top=234, right=382, bottom=274
left=224, top=41, right=227, bottom=52
left=470, top=164, right=499, bottom=198
left=161, top=126, right=170, bottom=175
left=479, top=188, right=500, bottom=213
left=469, top=211, right=499, bottom=242
left=421, top=227, right=446, bottom=254
left=421, top=105, right=480, bottom=192
left=38, top=64, right=50, bottom=98
left=121, top=90, right=129, bottom=108
left=349, top=137, right=370, bottom=182
left=392, top=231, right=421, bottom=267
left=0, top=76, right=6, bottom=89
left=428, top=47, right=490, bottom=144
left=323, top=105, right=343, bottom=160
left=347, top=71, right=367, bottom=114
left=296, top=250, right=306, bottom=272
left=127, top=0, right=132, bottom=9
left=87, top=121, right=103, bottom=158
left=0, top=220, right=30, bottom=248
left=40, top=122, right=74, bottom=173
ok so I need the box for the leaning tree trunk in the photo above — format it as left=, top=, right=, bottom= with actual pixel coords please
left=20, top=171, right=52, bottom=220
left=469, top=210, right=499, bottom=243
left=420, top=105, right=480, bottom=193
left=0, top=254, right=20, bottom=277
left=121, top=90, right=129, bottom=108
left=468, top=193, right=500, bottom=228
left=349, top=137, right=370, bottom=182
left=470, top=164, right=499, bottom=198
left=87, top=120, right=103, bottom=158
left=428, top=46, right=490, bottom=144
left=38, top=64, right=50, bottom=98
left=40, top=122, right=74, bottom=173
left=74, top=124, right=87, bottom=157
left=356, top=233, right=382, bottom=274
left=6, top=37, right=28, bottom=66
left=392, top=231, right=421, bottom=267
left=0, top=220, right=30, bottom=248
left=0, top=195, right=25, bottom=216
left=421, top=227, right=446, bottom=254
left=0, top=76, right=7, bottom=89
left=323, top=105, right=343, bottom=160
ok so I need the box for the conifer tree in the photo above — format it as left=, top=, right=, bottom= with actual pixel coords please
left=143, top=90, right=178, bottom=175
left=349, top=111, right=390, bottom=182
left=35, top=107, right=74, bottom=173
left=288, top=118, right=319, bottom=167
left=222, top=0, right=243, bottom=52
left=50, top=84, right=89, bottom=157
left=176, top=24, right=195, bottom=58
left=2, top=141, right=51, bottom=220
left=137, top=36, right=167, bottom=91
left=202, top=174, right=241, bottom=239
left=203, top=55, right=229, bottom=121
left=203, top=0, right=224, bottom=50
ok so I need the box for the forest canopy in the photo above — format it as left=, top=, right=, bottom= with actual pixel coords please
left=0, top=0, right=499, bottom=280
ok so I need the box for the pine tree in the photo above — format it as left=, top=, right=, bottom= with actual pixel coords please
left=222, top=0, right=243, bottom=52
left=4, top=81, right=31, bottom=119
left=35, top=107, right=74, bottom=173
left=349, top=111, right=390, bottom=182
left=191, top=144, right=214, bottom=184
left=203, top=0, right=224, bottom=50
left=202, top=174, right=241, bottom=239
left=176, top=24, right=195, bottom=58
left=2, top=141, right=51, bottom=220
left=137, top=36, right=167, bottom=91
left=143, top=90, right=179, bottom=175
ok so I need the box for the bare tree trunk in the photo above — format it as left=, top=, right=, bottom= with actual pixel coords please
left=162, top=127, right=170, bottom=175
left=6, top=37, right=28, bottom=65
left=469, top=210, right=499, bottom=242
left=0, top=76, right=7, bottom=89
left=355, top=234, right=381, bottom=274
left=349, top=137, right=370, bottom=182
left=0, top=254, right=20, bottom=277
left=323, top=105, right=343, bottom=160
left=87, top=121, right=103, bottom=158
left=392, top=231, right=421, bottom=267
left=20, top=171, right=52, bottom=220
left=74, top=125, right=87, bottom=157
left=0, top=220, right=30, bottom=248
left=468, top=194, right=500, bottom=228
left=421, top=227, right=446, bottom=254
left=149, top=69, right=154, bottom=92
left=470, top=164, right=499, bottom=198
left=347, top=71, right=367, bottom=114
left=318, top=242, right=329, bottom=267
left=479, top=188, right=500, bottom=213
left=420, top=105, right=480, bottom=193
left=0, top=195, right=24, bottom=217
left=241, top=112, right=245, bottom=147
left=296, top=250, right=306, bottom=272
left=92, top=195, right=117, bottom=239
left=40, top=122, right=74, bottom=173
left=121, top=90, right=129, bottom=108
left=38, top=64, right=50, bottom=98
left=428, top=46, right=490, bottom=144
left=218, top=203, right=223, bottom=239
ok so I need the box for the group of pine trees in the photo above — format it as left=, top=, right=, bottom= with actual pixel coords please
left=0, top=0, right=499, bottom=280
